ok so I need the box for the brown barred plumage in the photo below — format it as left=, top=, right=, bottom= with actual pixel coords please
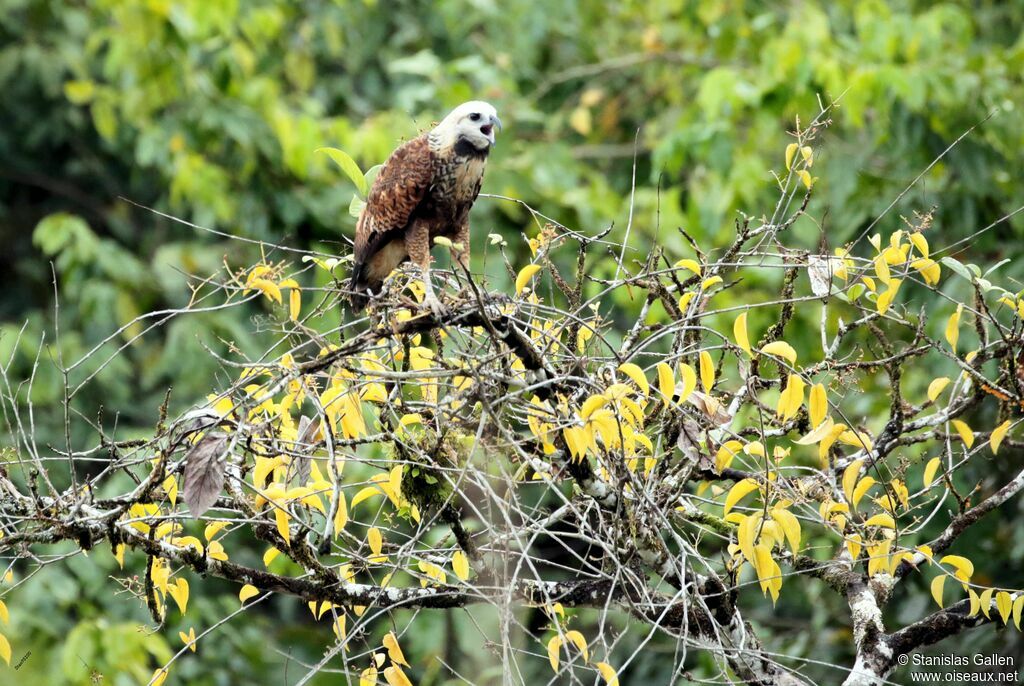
left=347, top=101, right=501, bottom=314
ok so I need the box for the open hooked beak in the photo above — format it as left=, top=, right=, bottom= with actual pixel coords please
left=480, top=114, right=502, bottom=145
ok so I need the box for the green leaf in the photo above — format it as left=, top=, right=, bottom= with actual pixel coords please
left=316, top=147, right=367, bottom=196
left=64, top=80, right=95, bottom=104
left=939, top=257, right=973, bottom=282
left=349, top=194, right=366, bottom=219
left=364, top=164, right=383, bottom=191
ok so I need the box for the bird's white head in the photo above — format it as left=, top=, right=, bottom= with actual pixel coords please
left=432, top=101, right=502, bottom=154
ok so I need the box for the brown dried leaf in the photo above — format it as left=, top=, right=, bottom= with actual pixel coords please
left=183, top=434, right=228, bottom=518
left=687, top=391, right=733, bottom=426
left=286, top=416, right=316, bottom=485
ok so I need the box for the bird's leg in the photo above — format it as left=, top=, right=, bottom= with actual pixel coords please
left=451, top=220, right=471, bottom=276
left=406, top=222, right=445, bottom=317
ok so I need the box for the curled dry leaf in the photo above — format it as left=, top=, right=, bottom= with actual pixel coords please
left=806, top=255, right=835, bottom=298
left=286, top=415, right=316, bottom=485
left=686, top=391, right=733, bottom=426
left=183, top=433, right=229, bottom=518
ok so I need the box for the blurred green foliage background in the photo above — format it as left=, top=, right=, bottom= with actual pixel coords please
left=2, top=0, right=1024, bottom=683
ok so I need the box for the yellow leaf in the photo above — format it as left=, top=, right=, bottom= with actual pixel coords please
left=204, top=521, right=229, bottom=541
left=951, top=420, right=974, bottom=448
left=875, top=281, right=898, bottom=314
left=547, top=635, right=562, bottom=672
left=930, top=575, right=946, bottom=608
left=800, top=145, right=813, bottom=166
left=744, top=441, right=765, bottom=458
left=617, top=363, right=649, bottom=396
left=515, top=264, right=542, bottom=295
left=452, top=550, right=470, bottom=581
left=239, top=584, right=259, bottom=603
left=990, top=420, right=1012, bottom=454
left=889, top=551, right=914, bottom=575
left=151, top=668, right=169, bottom=686
left=564, top=629, right=589, bottom=662
left=909, top=233, right=929, bottom=259
left=734, top=312, right=751, bottom=357
left=809, top=383, right=827, bottom=427
left=736, top=514, right=758, bottom=565
left=0, top=601, right=7, bottom=625
left=968, top=588, right=981, bottom=616
left=715, top=440, right=743, bottom=472
left=851, top=476, right=876, bottom=508
left=595, top=662, right=619, bottom=686
left=333, top=492, right=349, bottom=535
left=332, top=614, right=347, bottom=640
left=678, top=363, right=697, bottom=403
left=866, top=540, right=892, bottom=577
left=846, top=534, right=863, bottom=562
left=946, top=305, right=962, bottom=352
left=770, top=508, right=801, bottom=554
left=250, top=278, right=283, bottom=305
left=753, top=544, right=775, bottom=595
left=701, top=275, right=723, bottom=290
left=923, top=457, right=942, bottom=488
left=580, top=395, right=608, bottom=420
left=997, top=591, right=1013, bottom=624
left=360, top=667, right=379, bottom=686
left=979, top=588, right=994, bottom=619
left=569, top=106, right=592, bottom=135
left=873, top=255, right=891, bottom=287
left=795, top=417, right=840, bottom=444
left=274, top=508, right=291, bottom=545
left=864, top=513, right=895, bottom=529
left=1013, top=596, right=1024, bottom=630
left=179, top=627, right=196, bottom=652
left=656, top=363, right=675, bottom=403
left=351, top=486, right=383, bottom=508
left=759, top=341, right=797, bottom=365
left=207, top=540, right=228, bottom=561
left=911, top=258, right=941, bottom=286
left=785, top=142, right=798, bottom=170
left=289, top=288, right=301, bottom=321
left=940, top=554, right=974, bottom=582
left=890, top=479, right=909, bottom=509
left=724, top=478, right=759, bottom=517
left=842, top=459, right=864, bottom=506
left=114, top=543, right=125, bottom=569
left=368, top=527, right=383, bottom=556
left=263, top=547, right=280, bottom=567
left=927, top=377, right=950, bottom=402
left=776, top=374, right=806, bottom=421
left=699, top=351, right=714, bottom=392
left=797, top=169, right=814, bottom=189
left=674, top=258, right=702, bottom=277
left=383, top=631, right=409, bottom=667
left=838, top=430, right=873, bottom=452
left=383, top=666, right=413, bottom=686
left=168, top=577, right=189, bottom=614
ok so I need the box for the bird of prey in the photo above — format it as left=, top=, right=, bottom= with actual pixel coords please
left=347, top=101, right=502, bottom=315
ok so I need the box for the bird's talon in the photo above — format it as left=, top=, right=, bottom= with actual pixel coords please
left=423, top=295, right=446, bottom=318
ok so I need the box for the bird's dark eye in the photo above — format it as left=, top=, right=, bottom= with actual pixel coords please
left=469, top=112, right=481, bottom=122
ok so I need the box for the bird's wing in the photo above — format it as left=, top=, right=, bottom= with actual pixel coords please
left=353, top=135, right=434, bottom=269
